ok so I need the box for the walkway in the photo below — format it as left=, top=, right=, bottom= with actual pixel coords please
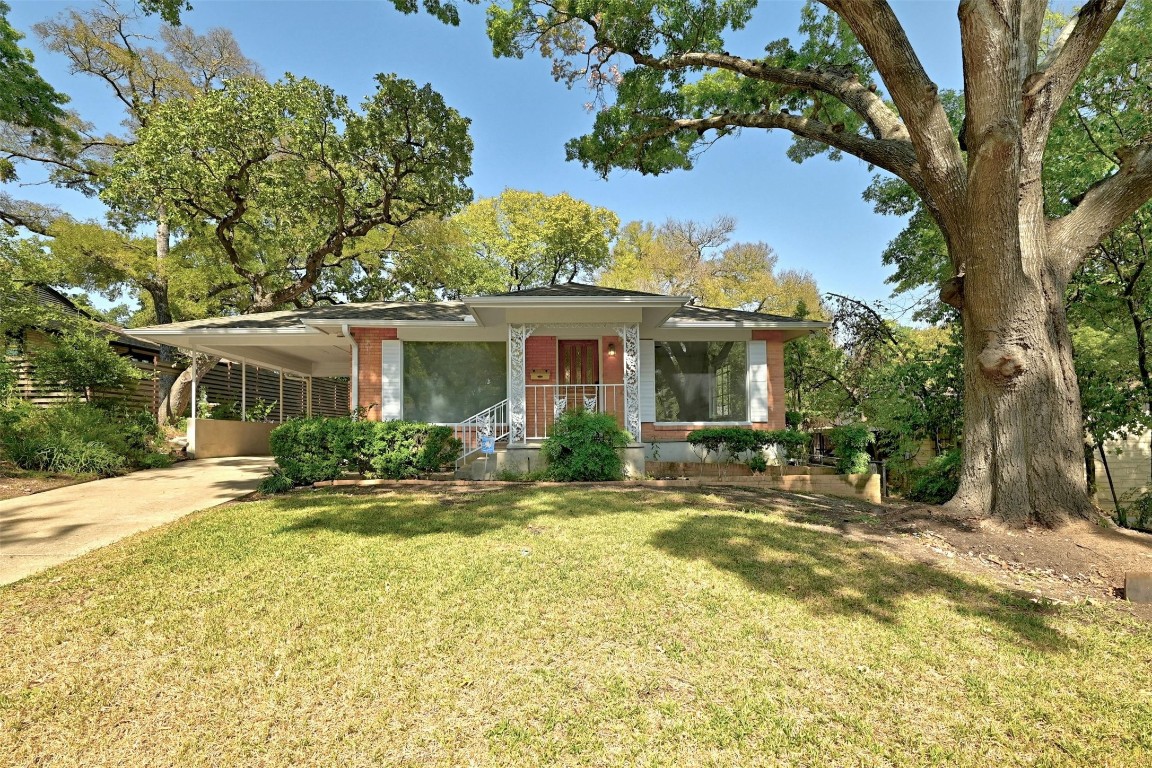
left=0, top=456, right=273, bottom=586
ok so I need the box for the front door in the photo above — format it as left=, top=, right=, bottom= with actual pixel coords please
left=559, top=340, right=598, bottom=385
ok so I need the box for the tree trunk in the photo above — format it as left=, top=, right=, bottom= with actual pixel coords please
left=151, top=207, right=179, bottom=425
left=165, top=354, right=222, bottom=423
left=947, top=234, right=1096, bottom=526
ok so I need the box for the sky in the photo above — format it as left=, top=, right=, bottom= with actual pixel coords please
left=5, top=0, right=966, bottom=312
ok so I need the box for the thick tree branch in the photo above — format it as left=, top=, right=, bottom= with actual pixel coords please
left=1023, top=0, right=1124, bottom=141
left=821, top=0, right=966, bottom=214
left=1049, top=140, right=1152, bottom=277
left=624, top=49, right=909, bottom=142
left=641, top=111, right=922, bottom=191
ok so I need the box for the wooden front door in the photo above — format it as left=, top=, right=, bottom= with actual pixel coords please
left=559, top=340, right=599, bottom=385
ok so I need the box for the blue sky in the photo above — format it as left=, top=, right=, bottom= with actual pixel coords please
left=6, top=0, right=965, bottom=310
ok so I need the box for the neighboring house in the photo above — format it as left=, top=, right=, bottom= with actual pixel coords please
left=6, top=284, right=163, bottom=411
left=7, top=283, right=348, bottom=419
left=126, top=283, right=827, bottom=464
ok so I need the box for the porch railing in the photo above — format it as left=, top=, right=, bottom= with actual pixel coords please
left=524, top=384, right=625, bottom=439
left=454, top=398, right=509, bottom=470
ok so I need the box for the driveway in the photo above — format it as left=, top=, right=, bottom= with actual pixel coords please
left=0, top=456, right=273, bottom=586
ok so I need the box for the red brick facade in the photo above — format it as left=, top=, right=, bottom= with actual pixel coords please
left=640, top=331, right=787, bottom=441
left=350, top=327, right=397, bottom=421
left=348, top=328, right=788, bottom=435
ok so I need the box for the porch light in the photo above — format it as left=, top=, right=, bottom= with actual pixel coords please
left=607, top=342, right=617, bottom=357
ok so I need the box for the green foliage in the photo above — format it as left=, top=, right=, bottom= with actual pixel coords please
left=268, top=417, right=462, bottom=486
left=542, top=409, right=630, bottom=481
left=0, top=401, right=166, bottom=476
left=828, top=423, right=873, bottom=475
left=762, top=429, right=810, bottom=464
left=906, top=449, right=962, bottom=505
left=745, top=454, right=768, bottom=473
left=244, top=398, right=277, bottom=423
left=0, top=1, right=74, bottom=163
left=455, top=189, right=618, bottom=291
left=366, top=421, right=461, bottom=479
left=258, top=470, right=296, bottom=495
left=268, top=417, right=375, bottom=485
left=29, top=319, right=142, bottom=400
left=687, top=427, right=761, bottom=462
left=599, top=217, right=824, bottom=316
left=103, top=73, right=474, bottom=313
left=1117, top=489, right=1152, bottom=533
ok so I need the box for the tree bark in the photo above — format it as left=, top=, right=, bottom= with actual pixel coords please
left=165, top=354, right=222, bottom=423
left=946, top=235, right=1096, bottom=526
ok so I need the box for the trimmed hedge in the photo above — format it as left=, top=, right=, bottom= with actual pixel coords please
left=267, top=417, right=462, bottom=487
left=685, top=427, right=810, bottom=465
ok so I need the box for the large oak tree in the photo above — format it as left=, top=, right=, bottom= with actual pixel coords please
left=402, top=0, right=1152, bottom=526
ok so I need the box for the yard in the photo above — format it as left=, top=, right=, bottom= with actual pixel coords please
left=2, top=485, right=1150, bottom=766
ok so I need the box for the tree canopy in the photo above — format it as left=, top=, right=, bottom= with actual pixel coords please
left=102, top=74, right=475, bottom=313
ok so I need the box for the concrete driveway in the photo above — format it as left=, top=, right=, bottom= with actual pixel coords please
left=0, top=456, right=273, bottom=586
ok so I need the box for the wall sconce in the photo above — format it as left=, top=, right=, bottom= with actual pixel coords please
left=607, top=342, right=617, bottom=357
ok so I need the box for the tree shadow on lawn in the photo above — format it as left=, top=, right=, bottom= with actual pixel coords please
left=274, top=487, right=1072, bottom=651
left=650, top=512, right=1073, bottom=653
left=275, top=486, right=623, bottom=539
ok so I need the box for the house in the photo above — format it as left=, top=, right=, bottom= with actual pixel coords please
left=126, top=283, right=828, bottom=468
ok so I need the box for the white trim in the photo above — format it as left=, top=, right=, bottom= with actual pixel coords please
left=344, top=324, right=359, bottom=415
left=380, top=340, right=403, bottom=420
left=639, top=339, right=656, bottom=423
left=652, top=422, right=754, bottom=427
left=660, top=320, right=828, bottom=330
left=748, top=340, right=769, bottom=423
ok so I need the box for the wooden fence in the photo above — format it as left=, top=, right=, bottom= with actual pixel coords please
left=8, top=329, right=348, bottom=420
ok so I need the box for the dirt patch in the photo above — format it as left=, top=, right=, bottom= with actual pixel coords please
left=685, top=486, right=1152, bottom=619
left=0, top=462, right=86, bottom=501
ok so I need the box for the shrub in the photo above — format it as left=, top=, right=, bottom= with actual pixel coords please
left=746, top=454, right=768, bottom=473
left=1116, top=490, right=1152, bottom=532
left=906, top=449, right=961, bottom=504
left=268, top=417, right=374, bottom=485
left=762, top=429, right=810, bottom=465
left=0, top=402, right=139, bottom=476
left=259, top=470, right=296, bottom=495
left=367, top=421, right=461, bottom=479
left=268, top=417, right=461, bottom=486
left=29, top=319, right=142, bottom=401
left=829, top=423, right=874, bottom=475
left=686, top=427, right=767, bottom=463
left=542, top=409, right=630, bottom=481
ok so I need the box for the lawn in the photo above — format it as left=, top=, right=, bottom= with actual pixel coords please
left=1, top=486, right=1149, bottom=767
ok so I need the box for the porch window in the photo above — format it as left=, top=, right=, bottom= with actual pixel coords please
left=403, top=342, right=507, bottom=423
left=654, top=341, right=747, bottom=422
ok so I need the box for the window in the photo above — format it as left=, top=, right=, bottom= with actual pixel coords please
left=403, top=342, right=507, bottom=423
left=654, top=341, right=747, bottom=422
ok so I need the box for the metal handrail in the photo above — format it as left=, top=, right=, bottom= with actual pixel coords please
left=524, top=383, right=625, bottom=439
left=454, top=398, right=510, bottom=469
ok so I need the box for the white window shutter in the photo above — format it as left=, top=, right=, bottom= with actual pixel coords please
left=380, top=340, right=403, bottom=420
left=640, top=339, right=656, bottom=422
left=748, top=340, right=768, bottom=422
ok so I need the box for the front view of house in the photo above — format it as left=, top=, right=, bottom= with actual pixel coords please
left=128, top=284, right=827, bottom=465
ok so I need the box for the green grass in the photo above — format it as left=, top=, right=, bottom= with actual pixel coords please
left=2, top=487, right=1150, bottom=766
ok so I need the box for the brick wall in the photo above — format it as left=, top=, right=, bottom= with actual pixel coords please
left=525, top=336, right=557, bottom=436
left=753, top=330, right=787, bottom=430
left=350, top=327, right=397, bottom=421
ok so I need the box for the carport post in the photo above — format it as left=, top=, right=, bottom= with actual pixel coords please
left=189, top=352, right=198, bottom=456
left=306, top=376, right=313, bottom=417
left=278, top=369, right=284, bottom=423
left=241, top=361, right=247, bottom=421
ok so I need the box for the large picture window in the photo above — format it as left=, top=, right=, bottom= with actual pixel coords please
left=654, top=341, right=747, bottom=422
left=403, top=342, right=507, bottom=423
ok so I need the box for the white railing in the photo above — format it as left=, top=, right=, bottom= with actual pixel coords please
left=524, top=384, right=626, bottom=439
left=454, top=399, right=510, bottom=469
